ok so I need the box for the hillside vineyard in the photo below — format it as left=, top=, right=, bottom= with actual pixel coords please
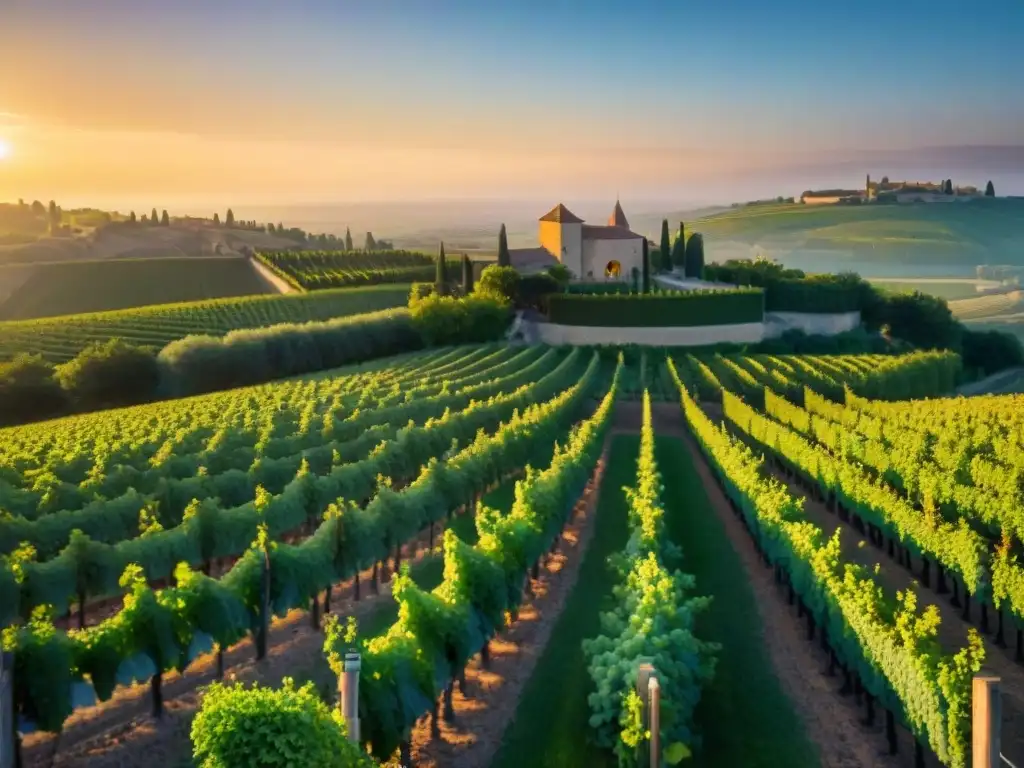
left=4, top=345, right=1024, bottom=768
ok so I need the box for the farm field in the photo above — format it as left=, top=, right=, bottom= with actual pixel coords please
left=0, top=256, right=273, bottom=321
left=694, top=198, right=1024, bottom=268
left=255, top=249, right=447, bottom=291
left=4, top=343, right=1022, bottom=768
left=866, top=277, right=1006, bottom=302
left=0, top=283, right=410, bottom=362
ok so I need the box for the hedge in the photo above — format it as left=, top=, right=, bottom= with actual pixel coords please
left=766, top=278, right=863, bottom=313
left=546, top=289, right=764, bottom=327
left=565, top=282, right=633, bottom=295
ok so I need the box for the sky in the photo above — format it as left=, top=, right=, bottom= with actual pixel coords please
left=1, top=0, right=1023, bottom=211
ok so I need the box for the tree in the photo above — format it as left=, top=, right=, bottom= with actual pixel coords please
left=160, top=210, right=170, bottom=226
left=684, top=232, right=705, bottom=278
left=31, top=200, right=45, bottom=216
left=462, top=254, right=474, bottom=294
left=267, top=223, right=276, bottom=234
left=213, top=212, right=220, bottom=226
left=129, top=211, right=137, bottom=223
left=670, top=223, right=687, bottom=271
left=225, top=209, right=235, bottom=227
left=944, top=179, right=953, bottom=195
left=345, top=227, right=353, bottom=250
left=986, top=180, right=995, bottom=197
left=476, top=265, right=520, bottom=304
left=659, top=219, right=671, bottom=271
left=435, top=243, right=449, bottom=295
left=0, top=354, right=67, bottom=426
left=497, top=223, right=510, bottom=267
left=641, top=238, right=650, bottom=293
left=48, top=200, right=60, bottom=234
left=364, top=232, right=376, bottom=251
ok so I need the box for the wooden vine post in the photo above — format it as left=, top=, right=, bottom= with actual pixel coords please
left=636, top=661, right=655, bottom=768
left=972, top=675, right=1000, bottom=768
left=338, top=651, right=361, bottom=744
left=1, top=650, right=16, bottom=768
left=648, top=677, right=661, bottom=768
left=256, top=549, right=270, bottom=661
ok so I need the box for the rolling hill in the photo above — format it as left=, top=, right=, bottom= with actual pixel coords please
left=692, top=198, right=1024, bottom=272
left=0, top=256, right=275, bottom=321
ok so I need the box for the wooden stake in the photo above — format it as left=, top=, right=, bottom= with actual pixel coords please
left=648, top=677, right=661, bottom=768
left=972, top=675, right=1000, bottom=768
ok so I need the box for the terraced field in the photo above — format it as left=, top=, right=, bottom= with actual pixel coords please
left=0, top=284, right=410, bottom=361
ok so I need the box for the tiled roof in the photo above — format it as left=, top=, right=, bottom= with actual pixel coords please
left=508, top=247, right=558, bottom=271
left=581, top=225, right=642, bottom=241
left=608, top=200, right=629, bottom=229
left=539, top=203, right=583, bottom=223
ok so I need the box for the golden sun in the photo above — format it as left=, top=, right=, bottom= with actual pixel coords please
left=0, top=139, right=10, bottom=160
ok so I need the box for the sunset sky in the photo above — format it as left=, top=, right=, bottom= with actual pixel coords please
left=1, top=0, right=1023, bottom=210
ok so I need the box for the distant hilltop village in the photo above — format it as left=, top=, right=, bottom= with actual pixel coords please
left=800, top=175, right=998, bottom=205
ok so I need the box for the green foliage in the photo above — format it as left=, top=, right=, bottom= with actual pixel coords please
left=546, top=289, right=764, bottom=327
left=345, top=227, right=353, bottom=250
left=408, top=292, right=511, bottom=346
left=190, top=678, right=373, bottom=768
left=660, top=220, right=672, bottom=270
left=0, top=353, right=67, bottom=426
left=547, top=263, right=572, bottom=285
left=461, top=255, right=474, bottom=295
left=583, top=392, right=718, bottom=765
left=518, top=273, right=560, bottom=309
left=641, top=240, right=650, bottom=294
left=435, top=243, right=449, bottom=296
left=159, top=309, right=422, bottom=396
left=255, top=250, right=438, bottom=292
left=683, top=232, right=704, bottom=278
left=670, top=223, right=686, bottom=270
left=476, top=265, right=521, bottom=304
left=225, top=209, right=235, bottom=227
left=960, top=328, right=1024, bottom=375
left=160, top=210, right=170, bottom=226
left=497, top=223, right=511, bottom=267
left=986, top=180, right=995, bottom=197
left=56, top=339, right=160, bottom=410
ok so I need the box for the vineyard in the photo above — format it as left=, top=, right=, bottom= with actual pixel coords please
left=0, top=285, right=410, bottom=362
left=255, top=250, right=454, bottom=291
left=2, top=343, right=1022, bottom=768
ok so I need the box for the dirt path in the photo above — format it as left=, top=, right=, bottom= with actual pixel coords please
left=668, top=403, right=914, bottom=768
left=403, top=446, right=609, bottom=768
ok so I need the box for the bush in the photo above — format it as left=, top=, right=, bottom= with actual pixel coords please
left=476, top=265, right=520, bottom=304
left=960, top=328, right=1024, bottom=375
left=409, top=291, right=512, bottom=346
left=518, top=272, right=560, bottom=310
left=55, top=339, right=160, bottom=410
left=0, top=354, right=67, bottom=426
left=190, top=678, right=372, bottom=768
left=159, top=309, right=421, bottom=396
left=546, top=289, right=764, bottom=327
left=869, top=291, right=961, bottom=350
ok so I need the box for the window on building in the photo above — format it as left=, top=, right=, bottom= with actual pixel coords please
left=604, top=260, right=621, bottom=278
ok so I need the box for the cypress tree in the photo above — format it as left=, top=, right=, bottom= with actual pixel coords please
left=497, top=223, right=510, bottom=267
left=226, top=209, right=235, bottom=227
left=213, top=213, right=220, bottom=226
left=436, top=242, right=449, bottom=295
left=685, top=233, right=705, bottom=278
left=943, top=179, right=953, bottom=195
left=462, top=254, right=473, bottom=294
left=671, top=223, right=686, bottom=270
left=345, top=227, right=353, bottom=250
left=150, top=208, right=158, bottom=225
left=659, top=219, right=671, bottom=271
left=129, top=211, right=137, bottom=223
left=267, top=223, right=275, bottom=234
left=986, top=180, right=995, bottom=197
left=364, top=232, right=376, bottom=251
left=161, top=210, right=170, bottom=226
left=641, top=239, right=650, bottom=293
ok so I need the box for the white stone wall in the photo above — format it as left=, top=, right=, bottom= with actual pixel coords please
left=580, top=237, right=643, bottom=281
left=764, top=311, right=861, bottom=336
left=529, top=321, right=766, bottom=346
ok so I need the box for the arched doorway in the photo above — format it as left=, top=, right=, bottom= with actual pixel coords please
left=604, top=260, right=621, bottom=278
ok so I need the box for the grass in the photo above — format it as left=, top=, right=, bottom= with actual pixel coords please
left=0, top=283, right=411, bottom=362
left=490, top=435, right=634, bottom=768
left=0, top=256, right=274, bottom=321
left=693, top=198, right=1024, bottom=266
left=656, top=436, right=819, bottom=768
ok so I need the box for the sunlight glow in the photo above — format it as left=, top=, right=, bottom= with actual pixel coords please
left=0, top=139, right=10, bottom=161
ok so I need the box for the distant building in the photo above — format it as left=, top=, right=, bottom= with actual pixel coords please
left=507, top=200, right=644, bottom=281
left=800, top=189, right=865, bottom=205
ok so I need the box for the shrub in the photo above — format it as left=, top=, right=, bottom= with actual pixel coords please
left=869, top=291, right=961, bottom=350
left=190, top=678, right=372, bottom=768
left=518, top=272, right=560, bottom=310
left=159, top=309, right=421, bottom=396
left=476, top=265, right=520, bottom=304
left=0, top=354, right=67, bottom=426
left=960, top=328, right=1024, bottom=375
left=546, top=289, right=764, bottom=327
left=409, top=291, right=511, bottom=346
left=55, top=339, right=160, bottom=410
